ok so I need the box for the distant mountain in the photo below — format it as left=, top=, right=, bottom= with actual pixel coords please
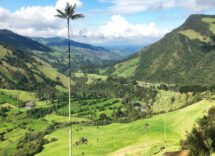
left=0, top=29, right=51, bottom=52
left=108, top=14, right=215, bottom=85
left=105, top=45, right=142, bottom=58
left=33, top=37, right=109, bottom=52
left=0, top=30, right=122, bottom=73
left=32, top=37, right=122, bottom=72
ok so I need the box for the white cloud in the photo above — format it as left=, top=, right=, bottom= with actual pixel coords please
left=99, top=15, right=161, bottom=38
left=56, top=0, right=82, bottom=10
left=0, top=1, right=166, bottom=46
left=77, top=15, right=167, bottom=45
left=0, top=0, right=82, bottom=37
left=0, top=0, right=169, bottom=45
left=101, top=0, right=215, bottom=14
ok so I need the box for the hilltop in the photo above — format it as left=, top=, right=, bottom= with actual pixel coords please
left=108, top=14, right=215, bottom=85
left=0, top=30, right=122, bottom=74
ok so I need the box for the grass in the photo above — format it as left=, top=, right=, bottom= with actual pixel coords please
left=0, top=128, right=27, bottom=155
left=179, top=29, right=211, bottom=42
left=44, top=114, right=90, bottom=123
left=112, top=57, right=140, bottom=78
left=0, top=92, right=17, bottom=105
left=26, top=119, right=48, bottom=131
left=0, top=65, right=15, bottom=83
left=151, top=90, right=196, bottom=113
left=34, top=57, right=69, bottom=87
left=57, top=98, right=121, bottom=119
left=75, top=72, right=107, bottom=84
left=37, top=64, right=68, bottom=87
left=56, top=85, right=67, bottom=92
left=0, top=89, right=38, bottom=102
left=202, top=17, right=215, bottom=34
left=36, top=99, right=215, bottom=156
left=0, top=46, right=9, bottom=59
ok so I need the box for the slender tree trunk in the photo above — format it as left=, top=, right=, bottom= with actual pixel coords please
left=164, top=120, right=167, bottom=151
left=145, top=128, right=147, bottom=156
left=67, top=18, right=72, bottom=156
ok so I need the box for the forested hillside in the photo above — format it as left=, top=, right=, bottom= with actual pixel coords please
left=0, top=43, right=67, bottom=90
left=108, top=15, right=215, bottom=85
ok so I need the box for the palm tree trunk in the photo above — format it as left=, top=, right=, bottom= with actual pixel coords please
left=67, top=18, right=72, bottom=156
left=164, top=120, right=167, bottom=151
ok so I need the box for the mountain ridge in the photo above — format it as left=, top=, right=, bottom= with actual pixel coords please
left=33, top=37, right=109, bottom=52
left=0, top=29, right=51, bottom=52
left=107, top=14, right=215, bottom=85
left=0, top=29, right=122, bottom=73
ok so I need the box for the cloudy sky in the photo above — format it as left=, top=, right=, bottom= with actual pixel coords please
left=0, top=0, right=215, bottom=46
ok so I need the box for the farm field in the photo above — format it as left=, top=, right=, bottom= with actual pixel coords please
left=36, top=100, right=215, bottom=156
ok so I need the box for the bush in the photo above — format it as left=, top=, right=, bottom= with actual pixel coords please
left=181, top=107, right=215, bottom=155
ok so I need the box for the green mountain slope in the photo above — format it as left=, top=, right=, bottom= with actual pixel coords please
left=0, top=44, right=67, bottom=90
left=33, top=37, right=108, bottom=51
left=0, top=29, right=51, bottom=52
left=33, top=37, right=122, bottom=72
left=0, top=30, right=122, bottom=74
left=110, top=14, right=215, bottom=85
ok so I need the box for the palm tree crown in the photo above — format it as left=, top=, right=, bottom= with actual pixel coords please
left=56, top=3, right=84, bottom=20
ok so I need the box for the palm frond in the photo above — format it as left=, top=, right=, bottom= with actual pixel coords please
left=55, top=9, right=67, bottom=18
left=65, top=3, right=71, bottom=16
left=65, top=3, right=75, bottom=17
left=71, top=14, right=85, bottom=20
left=56, top=3, right=84, bottom=20
left=72, top=4, right=77, bottom=11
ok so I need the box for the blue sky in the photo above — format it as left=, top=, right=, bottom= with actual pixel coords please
left=0, top=0, right=215, bottom=46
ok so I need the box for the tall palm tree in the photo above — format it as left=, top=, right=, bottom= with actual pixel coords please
left=56, top=3, right=84, bottom=156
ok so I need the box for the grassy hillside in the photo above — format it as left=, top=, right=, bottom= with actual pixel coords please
left=109, top=14, right=215, bottom=85
left=0, top=29, right=122, bottom=76
left=112, top=57, right=140, bottom=78
left=33, top=37, right=122, bottom=73
left=0, top=81, right=214, bottom=156
left=0, top=89, right=37, bottom=102
left=36, top=100, right=215, bottom=156
left=0, top=44, right=68, bottom=90
left=74, top=72, right=107, bottom=84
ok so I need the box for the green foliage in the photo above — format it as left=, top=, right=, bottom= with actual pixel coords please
left=181, top=107, right=215, bottom=155
left=179, top=29, right=211, bottom=42
left=0, top=89, right=37, bottom=102
left=15, top=131, right=45, bottom=156
left=202, top=17, right=215, bottom=34
left=179, top=85, right=209, bottom=93
left=112, top=57, right=140, bottom=78
left=0, top=92, right=17, bottom=105
left=0, top=43, right=67, bottom=90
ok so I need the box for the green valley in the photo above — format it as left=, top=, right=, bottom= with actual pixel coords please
left=0, top=12, right=215, bottom=156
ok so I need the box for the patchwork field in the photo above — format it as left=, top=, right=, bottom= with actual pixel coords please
left=36, top=100, right=215, bottom=156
